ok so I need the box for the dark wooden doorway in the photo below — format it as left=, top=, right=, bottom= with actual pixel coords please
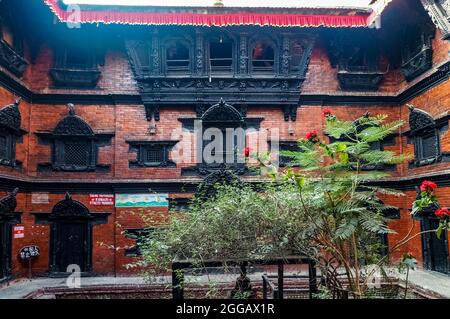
left=421, top=217, right=449, bottom=274
left=34, top=193, right=109, bottom=275
left=0, top=189, right=21, bottom=281
left=0, top=223, right=6, bottom=280
left=54, top=221, right=89, bottom=273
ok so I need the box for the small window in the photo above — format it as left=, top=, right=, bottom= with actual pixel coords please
left=277, top=142, right=301, bottom=167
left=209, top=37, right=233, bottom=73
left=251, top=41, right=275, bottom=72
left=129, top=142, right=177, bottom=168
left=145, top=147, right=163, bottom=164
left=413, top=131, right=440, bottom=165
left=124, top=228, right=153, bottom=257
left=419, top=133, right=438, bottom=159
left=166, top=42, right=190, bottom=72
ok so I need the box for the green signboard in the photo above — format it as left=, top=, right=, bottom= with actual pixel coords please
left=115, top=194, right=169, bottom=207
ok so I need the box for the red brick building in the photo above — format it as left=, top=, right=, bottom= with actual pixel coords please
left=0, top=0, right=450, bottom=280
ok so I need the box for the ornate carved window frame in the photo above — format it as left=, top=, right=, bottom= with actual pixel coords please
left=400, top=23, right=435, bottom=82
left=0, top=99, right=25, bottom=168
left=36, top=104, right=113, bottom=172
left=163, top=36, right=194, bottom=75
left=125, top=30, right=314, bottom=123
left=249, top=34, right=279, bottom=75
left=126, top=40, right=153, bottom=78
left=0, top=13, right=27, bottom=77
left=49, top=43, right=101, bottom=89
left=180, top=99, right=264, bottom=176
left=127, top=140, right=178, bottom=168
left=326, top=29, right=385, bottom=91
left=406, top=105, right=450, bottom=167
left=206, top=31, right=237, bottom=75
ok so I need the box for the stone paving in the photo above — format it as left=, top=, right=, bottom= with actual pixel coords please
left=0, top=269, right=449, bottom=299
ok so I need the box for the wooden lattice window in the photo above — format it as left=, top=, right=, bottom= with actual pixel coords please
left=53, top=138, right=94, bottom=171
left=414, top=130, right=440, bottom=165
left=419, top=133, right=439, bottom=159
left=128, top=141, right=178, bottom=168
left=144, top=147, right=163, bottom=164
left=63, top=141, right=90, bottom=166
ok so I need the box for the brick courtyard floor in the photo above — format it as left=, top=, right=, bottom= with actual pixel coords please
left=0, top=269, right=449, bottom=299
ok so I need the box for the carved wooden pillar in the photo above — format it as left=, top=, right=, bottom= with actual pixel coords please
left=238, top=33, right=248, bottom=75
left=195, top=29, right=204, bottom=75
left=281, top=34, right=290, bottom=75
left=151, top=28, right=160, bottom=75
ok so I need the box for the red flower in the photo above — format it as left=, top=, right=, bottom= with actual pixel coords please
left=322, top=108, right=333, bottom=117
left=435, top=208, right=449, bottom=219
left=305, top=130, right=318, bottom=141
left=420, top=180, right=438, bottom=192
left=243, top=147, right=251, bottom=157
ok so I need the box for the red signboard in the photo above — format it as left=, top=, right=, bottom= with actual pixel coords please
left=89, top=194, right=114, bottom=206
left=13, top=226, right=25, bottom=239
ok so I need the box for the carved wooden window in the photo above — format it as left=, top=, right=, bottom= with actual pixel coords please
left=0, top=133, right=14, bottom=165
left=125, top=40, right=153, bottom=77
left=50, top=45, right=101, bottom=88
left=420, top=132, right=439, bottom=159
left=165, top=41, right=190, bottom=73
left=54, top=138, right=94, bottom=171
left=0, top=22, right=23, bottom=56
left=399, top=22, right=434, bottom=81
left=144, top=146, right=163, bottom=165
left=251, top=41, right=275, bottom=72
left=54, top=47, right=95, bottom=70
left=290, top=40, right=305, bottom=73
left=128, top=141, right=177, bottom=168
left=62, top=140, right=91, bottom=166
left=36, top=104, right=113, bottom=172
left=275, top=141, right=301, bottom=167
left=124, top=228, right=153, bottom=257
left=0, top=100, right=23, bottom=168
left=402, top=25, right=428, bottom=62
left=133, top=43, right=151, bottom=70
left=209, top=35, right=233, bottom=73
left=0, top=14, right=27, bottom=77
left=407, top=106, right=449, bottom=167
left=414, top=129, right=441, bottom=164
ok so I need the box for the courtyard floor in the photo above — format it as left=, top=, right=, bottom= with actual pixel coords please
left=0, top=269, right=449, bottom=299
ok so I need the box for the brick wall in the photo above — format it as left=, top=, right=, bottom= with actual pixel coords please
left=2, top=2, right=450, bottom=277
